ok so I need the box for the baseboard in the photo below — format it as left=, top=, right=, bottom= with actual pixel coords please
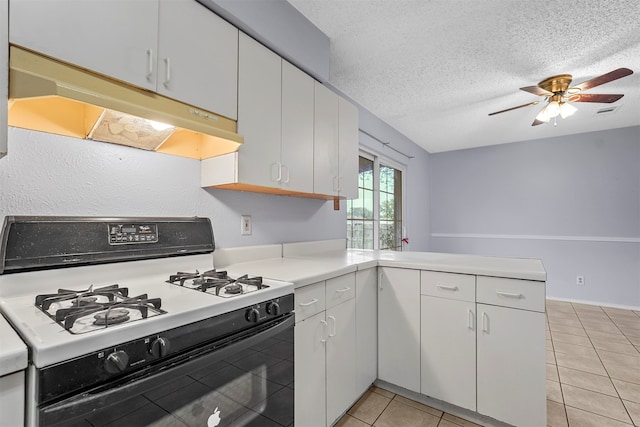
left=546, top=296, right=640, bottom=312
left=373, top=380, right=513, bottom=427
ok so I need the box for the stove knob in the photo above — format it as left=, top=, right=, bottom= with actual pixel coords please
left=105, top=350, right=129, bottom=374
left=150, top=337, right=170, bottom=358
left=246, top=308, right=260, bottom=323
left=266, top=302, right=280, bottom=316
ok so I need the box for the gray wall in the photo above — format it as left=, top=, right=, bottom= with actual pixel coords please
left=0, top=128, right=346, bottom=249
left=429, top=126, right=640, bottom=309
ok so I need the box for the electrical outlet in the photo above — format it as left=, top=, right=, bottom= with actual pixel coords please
left=576, top=275, right=585, bottom=286
left=241, top=215, right=252, bottom=236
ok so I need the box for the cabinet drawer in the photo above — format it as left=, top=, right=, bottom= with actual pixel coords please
left=476, top=276, right=545, bottom=312
left=326, top=273, right=356, bottom=309
left=295, top=281, right=326, bottom=323
left=421, top=271, right=475, bottom=302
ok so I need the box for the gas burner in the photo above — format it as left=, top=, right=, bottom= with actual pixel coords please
left=224, top=283, right=243, bottom=295
left=94, top=308, right=130, bottom=326
left=167, top=269, right=229, bottom=286
left=71, top=296, right=98, bottom=307
left=167, top=271, right=269, bottom=298
left=34, top=285, right=166, bottom=334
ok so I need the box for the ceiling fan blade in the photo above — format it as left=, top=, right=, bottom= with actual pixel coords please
left=488, top=101, right=540, bottom=116
left=532, top=118, right=545, bottom=126
left=572, top=68, right=633, bottom=92
left=520, top=86, right=553, bottom=96
left=568, top=94, right=624, bottom=103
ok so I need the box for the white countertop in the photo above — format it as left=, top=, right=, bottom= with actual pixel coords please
left=223, top=249, right=546, bottom=288
left=0, top=314, right=27, bottom=376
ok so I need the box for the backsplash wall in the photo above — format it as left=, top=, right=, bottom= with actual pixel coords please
left=0, top=127, right=347, bottom=249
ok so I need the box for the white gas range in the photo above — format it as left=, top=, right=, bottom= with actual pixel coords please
left=0, top=216, right=295, bottom=427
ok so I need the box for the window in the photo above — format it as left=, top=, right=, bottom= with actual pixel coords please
left=347, top=153, right=404, bottom=251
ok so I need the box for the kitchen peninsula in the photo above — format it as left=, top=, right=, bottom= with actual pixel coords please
left=214, top=240, right=547, bottom=427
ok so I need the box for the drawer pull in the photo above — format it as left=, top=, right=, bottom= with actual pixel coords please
left=320, top=320, right=328, bottom=343
left=328, top=315, right=337, bottom=337
left=496, top=291, right=523, bottom=299
left=437, top=285, right=459, bottom=292
left=335, top=287, right=352, bottom=294
left=299, top=298, right=319, bottom=307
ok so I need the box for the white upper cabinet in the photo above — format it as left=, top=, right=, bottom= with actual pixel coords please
left=281, top=60, right=314, bottom=193
left=202, top=39, right=316, bottom=195
left=10, top=0, right=159, bottom=91
left=9, top=0, right=238, bottom=118
left=313, top=82, right=340, bottom=196
left=313, top=82, right=359, bottom=198
left=338, top=97, right=359, bottom=199
left=157, top=0, right=238, bottom=119
left=236, top=33, right=282, bottom=188
left=1, top=0, right=7, bottom=158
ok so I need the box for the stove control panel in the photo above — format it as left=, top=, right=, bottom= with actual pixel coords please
left=108, top=223, right=158, bottom=245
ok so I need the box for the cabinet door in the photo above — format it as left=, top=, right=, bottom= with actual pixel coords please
left=1, top=0, right=7, bottom=158
left=378, top=267, right=420, bottom=392
left=313, top=82, right=339, bottom=196
left=157, top=0, right=238, bottom=119
left=421, top=296, right=476, bottom=411
left=338, top=97, right=359, bottom=199
left=281, top=60, right=314, bottom=193
left=326, top=298, right=357, bottom=426
left=477, top=304, right=546, bottom=427
left=294, top=311, right=327, bottom=427
left=9, top=0, right=159, bottom=91
left=355, top=268, right=377, bottom=395
left=237, top=33, right=282, bottom=188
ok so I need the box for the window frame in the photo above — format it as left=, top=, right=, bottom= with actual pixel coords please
left=347, top=149, right=407, bottom=251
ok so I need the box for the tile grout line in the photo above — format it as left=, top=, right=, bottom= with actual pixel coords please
left=564, top=302, right=636, bottom=426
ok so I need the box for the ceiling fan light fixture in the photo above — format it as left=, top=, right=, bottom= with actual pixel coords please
left=559, top=102, right=577, bottom=119
left=535, top=105, right=551, bottom=123
left=546, top=100, right=561, bottom=118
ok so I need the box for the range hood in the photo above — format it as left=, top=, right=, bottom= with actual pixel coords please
left=7, top=46, right=243, bottom=159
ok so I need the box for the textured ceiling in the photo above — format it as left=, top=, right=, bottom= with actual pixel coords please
left=287, top=0, right=640, bottom=153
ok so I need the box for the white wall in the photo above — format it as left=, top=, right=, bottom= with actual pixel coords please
left=0, top=128, right=346, bottom=249
left=429, top=126, right=640, bottom=309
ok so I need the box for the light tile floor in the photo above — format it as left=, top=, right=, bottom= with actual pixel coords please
left=336, top=301, right=640, bottom=427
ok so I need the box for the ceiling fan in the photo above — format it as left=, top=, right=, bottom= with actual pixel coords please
left=488, top=68, right=634, bottom=126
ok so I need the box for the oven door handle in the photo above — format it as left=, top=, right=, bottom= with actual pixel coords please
left=39, top=314, right=294, bottom=426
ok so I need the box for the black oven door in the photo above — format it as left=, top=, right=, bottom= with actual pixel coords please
left=40, top=315, right=294, bottom=427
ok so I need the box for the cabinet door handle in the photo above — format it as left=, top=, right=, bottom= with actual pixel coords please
left=282, top=164, right=290, bottom=184
left=328, top=315, right=336, bottom=337
left=299, top=298, right=318, bottom=307
left=437, top=285, right=459, bottom=292
left=468, top=309, right=474, bottom=330
left=320, top=319, right=328, bottom=343
left=335, top=287, right=351, bottom=294
left=496, top=291, right=523, bottom=299
left=146, top=49, right=154, bottom=80
left=163, top=57, right=171, bottom=86
left=333, top=176, right=339, bottom=192
left=378, top=269, right=383, bottom=290
left=482, top=311, right=489, bottom=333
left=338, top=176, right=344, bottom=192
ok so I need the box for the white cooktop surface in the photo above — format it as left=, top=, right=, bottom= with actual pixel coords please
left=0, top=254, right=293, bottom=367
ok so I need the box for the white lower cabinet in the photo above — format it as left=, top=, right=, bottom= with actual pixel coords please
left=295, top=310, right=327, bottom=427
left=294, top=273, right=356, bottom=427
left=378, top=267, right=420, bottom=393
left=476, top=303, right=546, bottom=427
left=420, top=296, right=476, bottom=411
left=355, top=268, right=377, bottom=395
